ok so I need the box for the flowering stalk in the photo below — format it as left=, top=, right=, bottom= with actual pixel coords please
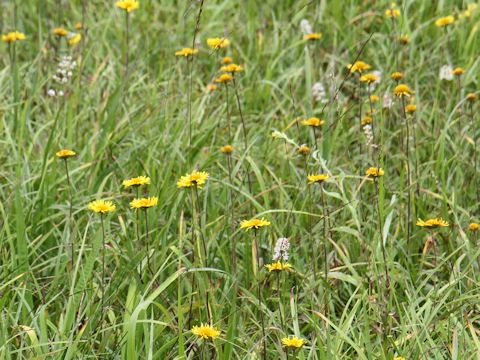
left=401, top=96, right=412, bottom=246
left=100, top=214, right=106, bottom=321
left=253, top=229, right=267, bottom=360
left=320, top=182, right=330, bottom=314
left=63, top=159, right=75, bottom=267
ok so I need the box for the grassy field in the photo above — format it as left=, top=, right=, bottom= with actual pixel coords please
left=1, top=0, right=480, bottom=359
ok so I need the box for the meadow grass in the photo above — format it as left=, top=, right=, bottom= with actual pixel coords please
left=0, top=0, right=480, bottom=359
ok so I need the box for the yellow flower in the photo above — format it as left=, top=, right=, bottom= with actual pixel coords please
left=221, top=64, right=244, bottom=73
left=370, top=95, right=379, bottom=102
left=56, top=149, right=76, bottom=159
left=360, top=73, right=378, bottom=84
left=281, top=336, right=306, bottom=349
left=301, top=117, right=325, bottom=127
left=385, top=8, right=400, bottom=18
left=75, top=22, right=83, bottom=30
left=177, top=171, right=209, bottom=188
left=220, top=145, right=233, bottom=154
left=207, top=37, right=230, bottom=49
left=122, top=176, right=150, bottom=188
left=435, top=16, right=455, bottom=27
left=466, top=93, right=478, bottom=102
left=304, top=33, right=322, bottom=40
left=207, top=83, right=217, bottom=91
left=191, top=324, right=220, bottom=340
left=365, top=167, right=384, bottom=177
left=53, top=27, right=69, bottom=37
left=240, top=218, right=271, bottom=230
left=2, top=31, right=26, bottom=43
left=399, top=35, right=410, bottom=44
left=416, top=218, right=449, bottom=228
left=391, top=71, right=404, bottom=80
left=222, top=56, right=233, bottom=64
left=394, top=357, right=406, bottom=360
left=361, top=116, right=373, bottom=126
left=130, top=196, right=158, bottom=209
left=307, top=174, right=329, bottom=184
left=215, top=74, right=233, bottom=83
left=297, top=145, right=311, bottom=155
left=469, top=223, right=479, bottom=231
left=67, top=33, right=81, bottom=46
left=88, top=200, right=116, bottom=214
left=115, top=0, right=139, bottom=12
left=452, top=67, right=465, bottom=76
left=348, top=61, right=371, bottom=73
left=405, top=104, right=417, bottom=113
left=393, top=84, right=412, bottom=97
left=265, top=261, right=292, bottom=272
left=175, top=48, right=198, bottom=57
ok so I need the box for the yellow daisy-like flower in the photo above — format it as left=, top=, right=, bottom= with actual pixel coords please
left=240, top=218, right=271, bottom=230
left=365, top=167, right=384, bottom=177
left=452, top=67, right=465, bottom=76
left=130, top=196, right=158, bottom=209
left=361, top=116, right=373, bottom=126
left=466, top=93, right=478, bottom=102
left=304, top=33, right=322, bottom=40
left=191, top=324, right=220, bottom=340
left=88, top=200, right=116, bottom=214
left=222, top=56, right=233, bottom=64
left=416, top=218, right=449, bottom=228
left=394, top=357, right=406, bottom=360
left=469, top=223, right=479, bottom=231
left=175, top=48, right=198, bottom=57
left=220, top=145, right=233, bottom=154
left=122, top=176, right=150, bottom=188
left=301, top=117, right=325, bottom=127
left=399, top=35, right=410, bottom=44
left=265, top=261, right=293, bottom=272
left=56, top=149, right=76, bottom=159
left=67, top=33, right=81, bottom=46
left=360, top=73, right=378, bottom=84
left=405, top=104, right=417, bottom=113
left=370, top=95, right=379, bottom=102
left=207, top=37, right=230, bottom=49
left=177, top=171, right=209, bottom=188
left=348, top=61, right=371, bottom=73
left=385, top=8, right=400, bottom=18
left=435, top=16, right=455, bottom=27
left=297, top=145, right=311, bottom=155
left=307, top=174, right=329, bottom=184
left=393, top=84, right=412, bottom=97
left=281, top=336, right=306, bottom=349
left=115, top=0, right=139, bottom=12
left=2, top=31, right=26, bottom=43
left=207, top=83, right=217, bottom=91
left=221, top=64, right=244, bottom=73
left=75, top=22, right=83, bottom=30
left=215, top=74, right=233, bottom=83
left=53, top=27, right=69, bottom=37
left=391, top=71, right=404, bottom=80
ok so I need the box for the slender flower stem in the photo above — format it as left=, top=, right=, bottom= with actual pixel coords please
left=100, top=214, right=106, bottom=323
left=64, top=159, right=74, bottom=268
left=401, top=97, right=412, bottom=247
left=135, top=187, right=142, bottom=279
left=254, top=229, right=267, bottom=360
left=224, top=83, right=232, bottom=144
left=125, top=11, right=130, bottom=76
left=320, top=183, right=329, bottom=315
left=374, top=178, right=390, bottom=289
left=144, top=208, right=153, bottom=275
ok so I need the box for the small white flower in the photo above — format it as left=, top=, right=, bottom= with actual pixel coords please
left=312, top=82, right=328, bottom=103
left=47, top=89, right=56, bottom=97
left=439, top=64, right=453, bottom=81
left=58, top=90, right=64, bottom=97
left=273, top=237, right=290, bottom=261
left=382, top=92, right=393, bottom=109
left=300, top=19, right=313, bottom=36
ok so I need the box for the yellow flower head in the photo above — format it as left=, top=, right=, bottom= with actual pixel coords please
left=67, top=33, right=81, bottom=46
left=416, top=218, right=449, bottom=228
left=361, top=116, right=373, bottom=126
left=298, top=145, right=311, bottom=155
left=75, top=22, right=83, bottom=30
left=466, top=93, right=478, bottom=102
left=399, top=35, right=410, bottom=44
left=177, top=171, right=209, bottom=188
left=175, top=48, right=198, bottom=57
left=207, top=37, right=230, bottom=49
left=207, top=83, right=217, bottom=91
left=301, top=117, right=325, bottom=127
left=349, top=61, right=371, bottom=73
left=191, top=324, right=220, bottom=340
left=360, top=73, right=378, bottom=84
left=391, top=71, right=404, bottom=80
left=115, top=0, right=139, bottom=12
left=130, top=196, right=158, bottom=209
left=385, top=8, right=400, bottom=18
left=370, top=95, right=380, bottom=102
left=56, top=149, right=76, bottom=159
left=435, top=16, right=455, bottom=27
left=452, top=67, right=465, bottom=76
left=240, top=218, right=271, bottom=230
left=122, top=176, right=150, bottom=188
left=221, top=64, right=244, bottom=73
left=307, top=174, right=329, bottom=184
left=265, top=261, right=293, bottom=272
left=469, top=223, right=479, bottom=231
left=365, top=167, right=384, bottom=177
left=220, top=145, right=233, bottom=154
left=88, top=200, right=116, bottom=214
left=393, top=84, right=412, bottom=97
left=2, top=31, right=26, bottom=43
left=215, top=74, right=233, bottom=83
left=281, top=336, right=306, bottom=349
left=394, top=357, right=406, bottom=360
left=405, top=104, right=417, bottom=113
left=222, top=56, right=233, bottom=64
left=53, top=27, right=69, bottom=37
left=304, top=33, right=322, bottom=40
